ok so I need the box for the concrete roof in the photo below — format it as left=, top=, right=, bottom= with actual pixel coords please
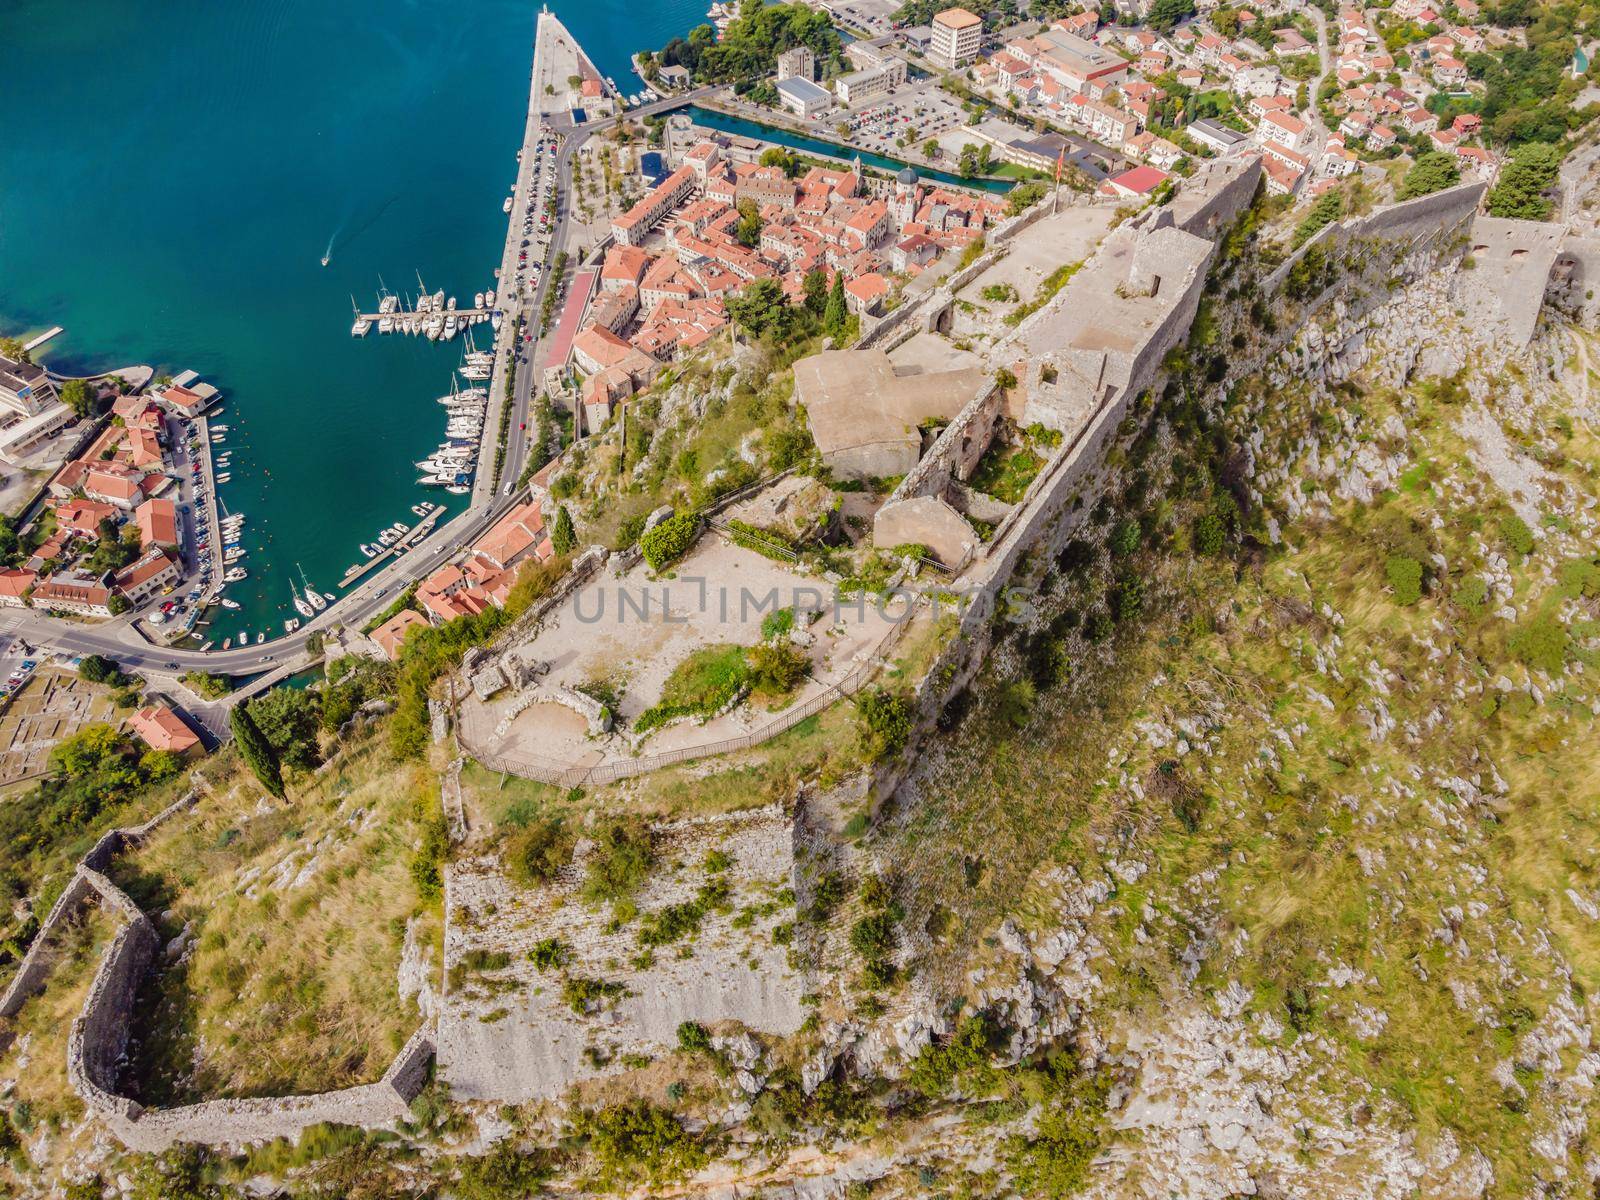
left=793, top=349, right=989, bottom=467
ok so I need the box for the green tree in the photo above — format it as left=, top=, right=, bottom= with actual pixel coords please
left=1486, top=142, right=1561, bottom=219
left=61, top=378, right=96, bottom=420
left=734, top=198, right=763, bottom=248
left=1293, top=188, right=1343, bottom=248
left=822, top=272, right=848, bottom=337
left=230, top=704, right=284, bottom=799
left=1398, top=151, right=1461, bottom=199
left=246, top=688, right=322, bottom=771
left=1148, top=0, right=1197, bottom=32
left=551, top=505, right=577, bottom=556
left=802, top=267, right=830, bottom=314
left=77, top=654, right=121, bottom=686
left=759, top=146, right=800, bottom=177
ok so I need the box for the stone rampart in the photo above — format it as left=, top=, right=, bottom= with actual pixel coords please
left=89, top=1027, right=435, bottom=1153
left=0, top=790, right=198, bottom=1017
left=1261, top=181, right=1484, bottom=299
left=895, top=174, right=1495, bottom=761
left=0, top=782, right=434, bottom=1151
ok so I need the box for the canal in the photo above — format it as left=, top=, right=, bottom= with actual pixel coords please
left=684, top=106, right=1018, bottom=195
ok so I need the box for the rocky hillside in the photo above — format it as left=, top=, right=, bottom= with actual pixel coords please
left=853, top=277, right=1600, bottom=1197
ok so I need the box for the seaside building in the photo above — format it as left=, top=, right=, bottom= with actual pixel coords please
left=0, top=354, right=59, bottom=419
left=778, top=77, right=833, bottom=118
left=113, top=547, right=179, bottom=607
left=834, top=56, right=907, bottom=105
left=0, top=354, right=73, bottom=465
left=611, top=166, right=698, bottom=246
left=931, top=7, right=984, bottom=69
left=31, top=571, right=113, bottom=618
left=134, top=497, right=179, bottom=550
left=0, top=569, right=34, bottom=607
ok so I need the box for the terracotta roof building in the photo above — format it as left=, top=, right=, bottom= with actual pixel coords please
left=370, top=608, right=430, bottom=661
left=128, top=703, right=203, bottom=757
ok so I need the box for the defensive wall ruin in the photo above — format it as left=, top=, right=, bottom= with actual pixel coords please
left=0, top=787, right=434, bottom=1153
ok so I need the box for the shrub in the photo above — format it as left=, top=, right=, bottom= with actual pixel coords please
left=1385, top=555, right=1423, bottom=605
left=849, top=910, right=900, bottom=961
left=577, top=1101, right=710, bottom=1190
left=760, top=607, right=796, bottom=640
left=1109, top=575, right=1145, bottom=622
left=906, top=1013, right=999, bottom=1097
left=998, top=678, right=1036, bottom=728
left=1109, top=519, right=1141, bottom=557
left=1509, top=615, right=1569, bottom=675
left=854, top=688, right=912, bottom=761
left=581, top=823, right=654, bottom=905
left=640, top=513, right=699, bottom=572
left=454, top=1142, right=556, bottom=1199
left=563, top=975, right=628, bottom=1015
left=1500, top=514, right=1535, bottom=557
left=410, top=812, right=450, bottom=902
left=677, top=1020, right=711, bottom=1053
left=747, top=641, right=810, bottom=695
left=1192, top=512, right=1226, bottom=555
left=503, top=819, right=572, bottom=888
left=1453, top=575, right=1489, bottom=610
left=528, top=937, right=568, bottom=970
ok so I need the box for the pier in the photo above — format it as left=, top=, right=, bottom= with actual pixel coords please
left=22, top=327, right=63, bottom=355
left=190, top=416, right=227, bottom=628
left=338, top=504, right=445, bottom=589
left=351, top=307, right=498, bottom=332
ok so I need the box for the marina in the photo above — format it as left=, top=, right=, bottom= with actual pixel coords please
left=349, top=276, right=502, bottom=341
left=339, top=503, right=445, bottom=589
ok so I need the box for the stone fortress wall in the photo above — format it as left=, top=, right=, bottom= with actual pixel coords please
left=886, top=170, right=1497, bottom=767
left=0, top=786, right=434, bottom=1153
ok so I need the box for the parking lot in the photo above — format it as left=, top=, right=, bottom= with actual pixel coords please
left=838, top=83, right=971, bottom=163
left=512, top=123, right=560, bottom=298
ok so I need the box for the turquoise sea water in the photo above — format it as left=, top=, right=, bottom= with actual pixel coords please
left=0, top=0, right=702, bottom=646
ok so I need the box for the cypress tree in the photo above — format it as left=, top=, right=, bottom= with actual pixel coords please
left=231, top=703, right=284, bottom=799
left=551, top=505, right=576, bottom=556
left=823, top=273, right=848, bottom=337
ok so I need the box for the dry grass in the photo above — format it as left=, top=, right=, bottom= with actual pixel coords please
left=114, top=732, right=440, bottom=1103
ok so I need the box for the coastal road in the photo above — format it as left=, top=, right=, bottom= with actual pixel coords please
left=500, top=85, right=719, bottom=489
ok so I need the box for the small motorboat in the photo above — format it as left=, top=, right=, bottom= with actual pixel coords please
left=359, top=544, right=375, bottom=558
left=221, top=599, right=240, bottom=610
left=222, top=638, right=232, bottom=650
left=256, top=632, right=265, bottom=645
left=285, top=618, right=301, bottom=633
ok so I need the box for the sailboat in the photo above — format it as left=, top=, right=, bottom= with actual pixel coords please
left=298, top=564, right=328, bottom=612
left=290, top=581, right=314, bottom=619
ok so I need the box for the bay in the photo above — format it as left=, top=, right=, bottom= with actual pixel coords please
left=0, top=0, right=702, bottom=647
